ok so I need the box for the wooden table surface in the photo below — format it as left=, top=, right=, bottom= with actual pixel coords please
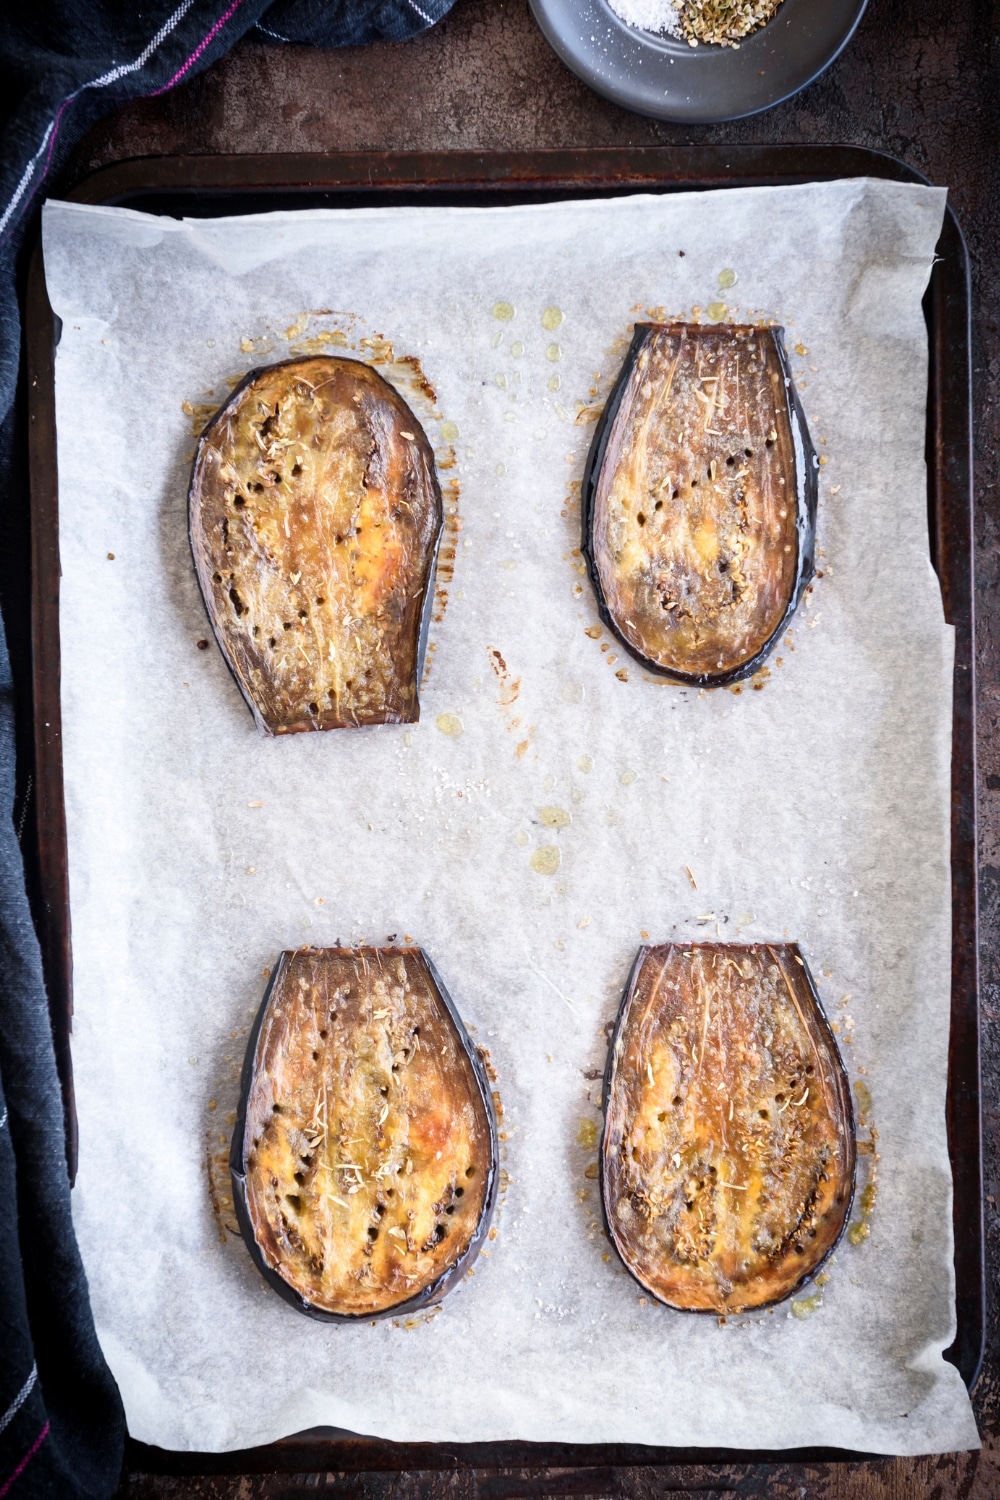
left=58, top=1, right=1000, bottom=1493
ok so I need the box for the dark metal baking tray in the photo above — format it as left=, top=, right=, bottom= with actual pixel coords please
left=22, top=146, right=981, bottom=1473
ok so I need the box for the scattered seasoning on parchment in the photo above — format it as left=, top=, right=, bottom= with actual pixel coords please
left=608, top=0, right=784, bottom=47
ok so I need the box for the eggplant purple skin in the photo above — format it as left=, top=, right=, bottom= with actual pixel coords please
left=598, top=942, right=857, bottom=1315
left=581, top=324, right=819, bottom=688
left=229, top=949, right=499, bottom=1323
left=188, top=357, right=443, bottom=733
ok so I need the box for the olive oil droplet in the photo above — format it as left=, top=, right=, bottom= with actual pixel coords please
left=492, top=301, right=515, bottom=322
left=530, top=846, right=561, bottom=876
left=717, top=268, right=737, bottom=289
left=790, top=1293, right=822, bottom=1320
left=542, top=306, right=564, bottom=331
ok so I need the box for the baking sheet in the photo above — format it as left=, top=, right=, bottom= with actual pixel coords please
left=42, top=179, right=979, bottom=1455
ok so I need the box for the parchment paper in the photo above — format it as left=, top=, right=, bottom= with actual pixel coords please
left=42, top=179, right=979, bottom=1455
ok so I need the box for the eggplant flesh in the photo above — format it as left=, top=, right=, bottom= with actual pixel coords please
left=602, top=943, right=854, bottom=1314
left=583, top=324, right=816, bottom=685
left=189, top=356, right=443, bottom=734
left=231, top=947, right=497, bottom=1320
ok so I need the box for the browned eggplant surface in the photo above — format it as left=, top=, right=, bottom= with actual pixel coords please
left=190, top=356, right=443, bottom=734
left=231, top=947, right=496, bottom=1320
left=602, top=943, right=854, bottom=1314
left=583, top=324, right=817, bottom=685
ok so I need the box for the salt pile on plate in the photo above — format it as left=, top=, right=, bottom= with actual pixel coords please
left=607, top=0, right=682, bottom=37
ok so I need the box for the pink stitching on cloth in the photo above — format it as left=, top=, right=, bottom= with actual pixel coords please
left=151, top=0, right=249, bottom=95
left=41, top=99, right=72, bottom=177
left=0, top=1421, right=49, bottom=1498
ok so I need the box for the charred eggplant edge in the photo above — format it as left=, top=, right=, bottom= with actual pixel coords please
left=229, top=946, right=499, bottom=1322
left=188, top=356, right=444, bottom=737
left=580, top=325, right=818, bottom=688
left=598, top=941, right=857, bottom=1315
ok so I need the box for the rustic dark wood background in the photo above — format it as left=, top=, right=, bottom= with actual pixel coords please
left=56, top=0, right=1000, bottom=1493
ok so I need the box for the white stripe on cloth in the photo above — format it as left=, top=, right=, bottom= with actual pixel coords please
left=407, top=0, right=436, bottom=24
left=0, top=1365, right=37, bottom=1438
left=0, top=0, right=197, bottom=238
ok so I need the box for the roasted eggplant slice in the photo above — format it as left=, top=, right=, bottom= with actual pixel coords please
left=190, top=356, right=443, bottom=734
left=601, top=943, right=854, bottom=1314
left=230, top=947, right=497, bottom=1320
left=582, top=324, right=817, bottom=685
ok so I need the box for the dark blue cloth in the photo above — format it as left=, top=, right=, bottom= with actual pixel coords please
left=0, top=3, right=453, bottom=1494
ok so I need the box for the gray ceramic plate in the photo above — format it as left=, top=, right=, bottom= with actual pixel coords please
left=529, top=0, right=868, bottom=123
